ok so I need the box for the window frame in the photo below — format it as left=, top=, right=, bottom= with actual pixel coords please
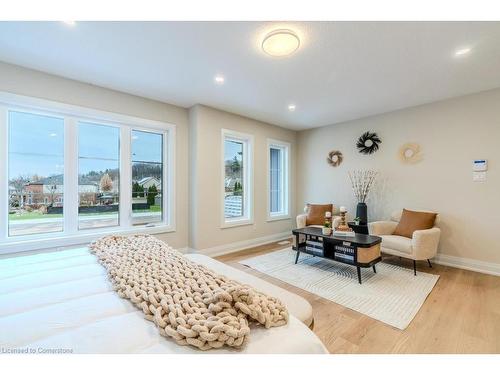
left=266, top=139, right=291, bottom=221
left=221, top=128, right=254, bottom=228
left=130, top=127, right=166, bottom=226
left=0, top=91, right=176, bottom=255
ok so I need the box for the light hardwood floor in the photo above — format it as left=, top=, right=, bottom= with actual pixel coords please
left=216, top=240, right=500, bottom=354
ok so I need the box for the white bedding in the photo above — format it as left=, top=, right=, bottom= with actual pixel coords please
left=0, top=247, right=327, bottom=354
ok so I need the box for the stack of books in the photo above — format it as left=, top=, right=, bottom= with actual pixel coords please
left=305, top=239, right=324, bottom=256
left=333, top=229, right=355, bottom=237
left=333, top=244, right=355, bottom=263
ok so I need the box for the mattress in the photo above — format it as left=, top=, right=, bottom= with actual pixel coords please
left=0, top=247, right=327, bottom=354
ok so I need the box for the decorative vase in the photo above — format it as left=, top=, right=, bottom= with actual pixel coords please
left=356, top=202, right=368, bottom=225
left=322, top=227, right=332, bottom=235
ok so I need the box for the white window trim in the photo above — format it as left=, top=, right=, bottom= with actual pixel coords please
left=266, top=138, right=291, bottom=222
left=221, top=128, right=254, bottom=229
left=0, top=91, right=176, bottom=255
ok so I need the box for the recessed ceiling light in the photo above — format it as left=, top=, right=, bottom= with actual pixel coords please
left=454, top=47, right=471, bottom=57
left=288, top=104, right=296, bottom=112
left=49, top=133, right=57, bottom=137
left=62, top=21, right=76, bottom=26
left=262, top=29, right=300, bottom=57
left=214, top=75, right=225, bottom=84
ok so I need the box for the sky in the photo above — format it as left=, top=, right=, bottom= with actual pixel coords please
left=224, top=139, right=243, bottom=163
left=8, top=111, right=163, bottom=181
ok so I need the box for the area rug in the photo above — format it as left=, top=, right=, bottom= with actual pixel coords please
left=239, top=248, right=439, bottom=329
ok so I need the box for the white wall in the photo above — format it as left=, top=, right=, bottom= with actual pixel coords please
left=297, top=88, right=500, bottom=266
left=189, top=105, right=296, bottom=252
left=3, top=60, right=499, bottom=270
left=0, top=61, right=190, bottom=249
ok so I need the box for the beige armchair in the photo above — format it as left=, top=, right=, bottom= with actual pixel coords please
left=368, top=210, right=440, bottom=275
left=293, top=208, right=342, bottom=248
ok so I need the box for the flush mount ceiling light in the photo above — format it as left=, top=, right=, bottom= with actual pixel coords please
left=214, top=75, right=225, bottom=84
left=454, top=47, right=471, bottom=57
left=262, top=29, right=300, bottom=57
left=288, top=104, right=296, bottom=111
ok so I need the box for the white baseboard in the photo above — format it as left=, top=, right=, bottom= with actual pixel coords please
left=433, top=253, right=500, bottom=276
left=190, top=231, right=292, bottom=258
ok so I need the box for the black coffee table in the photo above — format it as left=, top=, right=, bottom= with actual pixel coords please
left=292, top=227, right=382, bottom=284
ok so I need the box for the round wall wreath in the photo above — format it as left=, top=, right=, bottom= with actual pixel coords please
left=398, top=142, right=423, bottom=164
left=356, top=131, right=382, bottom=155
left=327, top=150, right=343, bottom=167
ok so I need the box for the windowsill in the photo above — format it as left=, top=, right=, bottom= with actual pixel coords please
left=0, top=224, right=176, bottom=255
left=221, top=218, right=254, bottom=229
left=266, top=214, right=291, bottom=222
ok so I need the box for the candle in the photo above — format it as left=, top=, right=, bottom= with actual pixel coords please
left=340, top=206, right=347, bottom=213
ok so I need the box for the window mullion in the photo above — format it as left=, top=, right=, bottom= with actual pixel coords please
left=63, top=117, right=79, bottom=234
left=120, top=127, right=132, bottom=228
left=0, top=106, right=7, bottom=240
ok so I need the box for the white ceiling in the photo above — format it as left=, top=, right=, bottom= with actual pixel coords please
left=1, top=21, right=500, bottom=130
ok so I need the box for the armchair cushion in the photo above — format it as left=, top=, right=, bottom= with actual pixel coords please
left=305, top=204, right=333, bottom=225
left=393, top=209, right=437, bottom=238
left=368, top=220, right=398, bottom=236
left=379, top=235, right=413, bottom=254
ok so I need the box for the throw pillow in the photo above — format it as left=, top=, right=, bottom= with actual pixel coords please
left=306, top=204, right=333, bottom=226
left=393, top=209, right=437, bottom=238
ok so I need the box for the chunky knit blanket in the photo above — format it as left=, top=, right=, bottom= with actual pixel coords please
left=89, top=234, right=288, bottom=350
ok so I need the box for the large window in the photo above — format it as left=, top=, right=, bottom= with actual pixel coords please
left=8, top=111, right=65, bottom=236
left=78, top=122, right=120, bottom=229
left=268, top=140, right=290, bottom=220
left=0, top=93, right=175, bottom=253
left=222, top=129, right=252, bottom=226
left=131, top=130, right=163, bottom=225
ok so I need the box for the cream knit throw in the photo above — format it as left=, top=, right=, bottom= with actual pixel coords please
left=89, top=234, right=288, bottom=350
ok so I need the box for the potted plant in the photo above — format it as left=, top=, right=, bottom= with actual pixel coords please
left=354, top=217, right=361, bottom=225
left=322, top=221, right=332, bottom=236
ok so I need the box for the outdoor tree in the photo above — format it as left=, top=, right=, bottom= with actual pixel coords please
left=99, top=173, right=113, bottom=192
left=230, top=156, right=241, bottom=174
left=132, top=182, right=140, bottom=198
left=147, top=184, right=158, bottom=206
left=9, top=175, right=29, bottom=208
left=132, top=182, right=145, bottom=198
left=233, top=181, right=243, bottom=195
left=48, top=184, right=58, bottom=207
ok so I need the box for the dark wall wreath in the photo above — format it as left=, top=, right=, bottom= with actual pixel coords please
left=356, top=131, right=382, bottom=154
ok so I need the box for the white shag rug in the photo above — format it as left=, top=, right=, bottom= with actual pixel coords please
left=239, top=248, right=439, bottom=330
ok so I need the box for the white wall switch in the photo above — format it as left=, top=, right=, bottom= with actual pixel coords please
left=473, top=171, right=487, bottom=182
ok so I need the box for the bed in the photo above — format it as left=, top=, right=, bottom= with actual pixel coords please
left=0, top=247, right=327, bottom=354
